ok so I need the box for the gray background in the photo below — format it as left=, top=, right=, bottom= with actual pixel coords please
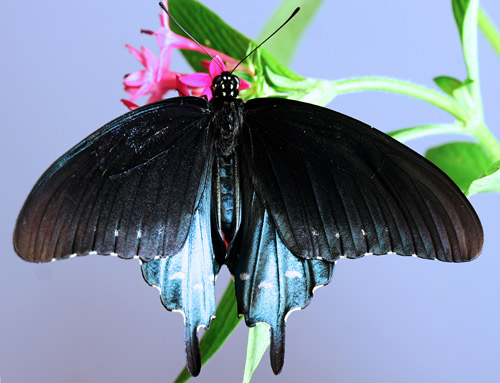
left=1, top=0, right=499, bottom=382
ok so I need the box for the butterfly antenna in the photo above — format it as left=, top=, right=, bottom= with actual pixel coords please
left=158, top=2, right=223, bottom=71
left=231, top=7, right=300, bottom=73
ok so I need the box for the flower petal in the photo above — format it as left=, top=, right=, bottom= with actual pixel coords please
left=176, top=74, right=191, bottom=96
left=180, top=73, right=212, bottom=87
left=147, top=90, right=164, bottom=103
left=209, top=56, right=225, bottom=78
left=201, top=86, right=213, bottom=100
left=124, top=71, right=146, bottom=86
left=126, top=44, right=146, bottom=67
left=128, top=82, right=152, bottom=102
left=238, top=78, right=251, bottom=90
left=157, top=47, right=172, bottom=82
left=121, top=99, right=140, bottom=110
left=142, top=46, right=159, bottom=68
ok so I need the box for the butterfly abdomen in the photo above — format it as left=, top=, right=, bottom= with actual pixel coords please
left=213, top=153, right=242, bottom=251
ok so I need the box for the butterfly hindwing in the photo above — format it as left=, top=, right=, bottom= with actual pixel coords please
left=241, top=97, right=483, bottom=263
left=14, top=97, right=214, bottom=262
left=141, top=174, right=219, bottom=376
left=229, top=171, right=335, bottom=374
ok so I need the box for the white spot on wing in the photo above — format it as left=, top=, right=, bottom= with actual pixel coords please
left=239, top=272, right=250, bottom=281
left=137, top=230, right=143, bottom=239
left=285, top=270, right=303, bottom=279
left=361, top=229, right=366, bottom=236
left=69, top=253, right=77, bottom=258
left=114, top=229, right=119, bottom=237
left=89, top=251, right=97, bottom=255
left=110, top=252, right=118, bottom=256
left=169, top=272, right=185, bottom=280
left=335, top=232, right=340, bottom=238
left=258, top=281, right=274, bottom=289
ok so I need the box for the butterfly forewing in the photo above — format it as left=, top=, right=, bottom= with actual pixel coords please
left=14, top=97, right=214, bottom=263
left=241, top=97, right=483, bottom=263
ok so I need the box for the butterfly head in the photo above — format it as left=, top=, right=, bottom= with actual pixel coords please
left=212, top=71, right=240, bottom=100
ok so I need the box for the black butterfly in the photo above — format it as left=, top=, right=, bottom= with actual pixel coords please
left=13, top=8, right=483, bottom=378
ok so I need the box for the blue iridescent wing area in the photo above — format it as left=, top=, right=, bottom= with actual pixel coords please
left=141, top=176, right=218, bottom=376
left=14, top=97, right=214, bottom=263
left=242, top=97, right=483, bottom=264
left=229, top=173, right=335, bottom=374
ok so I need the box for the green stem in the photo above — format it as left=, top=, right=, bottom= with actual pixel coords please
left=332, top=77, right=469, bottom=121
left=388, top=124, right=471, bottom=142
left=471, top=122, right=500, bottom=160
left=478, top=6, right=500, bottom=59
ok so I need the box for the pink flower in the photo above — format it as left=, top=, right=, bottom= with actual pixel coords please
left=180, top=56, right=251, bottom=100
left=123, top=0, right=251, bottom=108
left=123, top=45, right=182, bottom=103
left=175, top=74, right=204, bottom=97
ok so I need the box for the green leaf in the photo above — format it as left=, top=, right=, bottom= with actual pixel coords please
left=433, top=76, right=474, bottom=107
left=433, top=75, right=463, bottom=96
left=242, top=324, right=271, bottom=383
left=452, top=0, right=470, bottom=41
left=174, top=281, right=242, bottom=383
left=467, top=161, right=500, bottom=195
left=451, top=78, right=474, bottom=107
left=257, top=0, right=325, bottom=66
left=425, top=142, right=492, bottom=191
left=168, top=0, right=253, bottom=72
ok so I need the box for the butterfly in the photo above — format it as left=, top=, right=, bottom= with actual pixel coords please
left=13, top=7, right=483, bottom=379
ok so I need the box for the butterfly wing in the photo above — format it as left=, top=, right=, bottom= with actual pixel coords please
left=14, top=97, right=220, bottom=375
left=241, top=97, right=483, bottom=263
left=228, top=171, right=334, bottom=374
left=14, top=97, right=214, bottom=263
left=141, top=172, right=218, bottom=376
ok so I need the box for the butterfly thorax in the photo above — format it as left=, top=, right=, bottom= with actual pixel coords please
left=210, top=73, right=244, bottom=156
